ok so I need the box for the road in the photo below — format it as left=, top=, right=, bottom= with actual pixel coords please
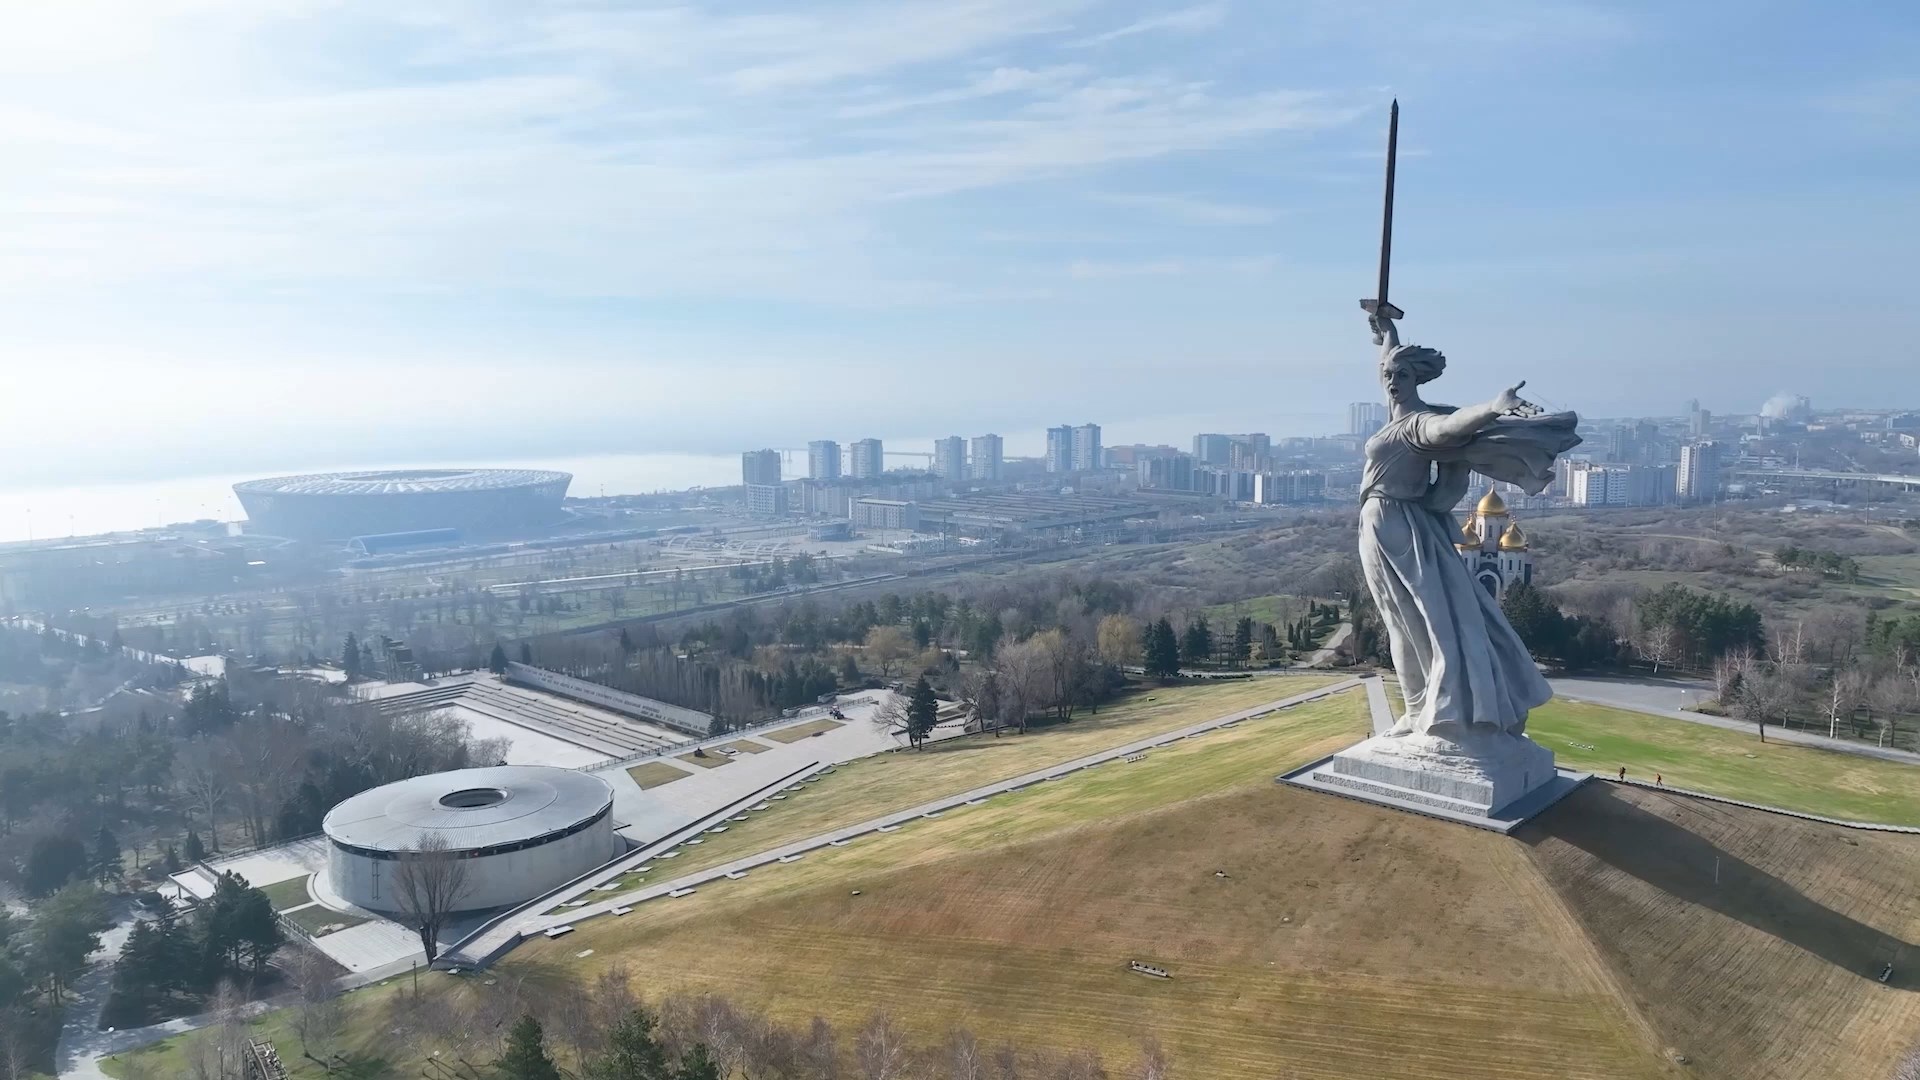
left=1548, top=674, right=1920, bottom=765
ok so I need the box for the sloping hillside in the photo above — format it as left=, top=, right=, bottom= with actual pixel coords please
left=1523, top=783, right=1920, bottom=1080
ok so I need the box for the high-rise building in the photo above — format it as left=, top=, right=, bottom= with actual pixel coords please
left=1688, top=403, right=1712, bottom=438
left=807, top=440, right=841, bottom=481
left=969, top=434, right=1004, bottom=481
left=933, top=436, right=967, bottom=482
left=1045, top=425, right=1074, bottom=473
left=1138, top=453, right=1196, bottom=491
left=1348, top=403, right=1389, bottom=438
left=1606, top=425, right=1634, bottom=463
left=1192, top=433, right=1233, bottom=465
left=741, top=449, right=781, bottom=487
left=848, top=439, right=884, bottom=479
left=1070, top=423, right=1101, bottom=471
left=1677, top=442, right=1721, bottom=503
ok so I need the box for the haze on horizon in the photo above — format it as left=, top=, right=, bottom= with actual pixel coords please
left=2, top=0, right=1916, bottom=493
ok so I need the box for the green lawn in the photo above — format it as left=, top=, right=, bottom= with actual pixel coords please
left=1527, top=698, right=1920, bottom=825
left=260, top=875, right=312, bottom=911
left=626, top=761, right=691, bottom=789
left=636, top=675, right=1344, bottom=881
left=762, top=717, right=844, bottom=743
left=284, top=904, right=370, bottom=937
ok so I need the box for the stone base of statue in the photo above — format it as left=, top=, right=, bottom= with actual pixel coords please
left=1281, top=717, right=1589, bottom=834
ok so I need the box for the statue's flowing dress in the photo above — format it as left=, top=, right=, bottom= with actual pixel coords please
left=1358, top=406, right=1581, bottom=736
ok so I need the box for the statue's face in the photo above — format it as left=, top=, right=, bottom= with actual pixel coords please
left=1380, top=359, right=1416, bottom=406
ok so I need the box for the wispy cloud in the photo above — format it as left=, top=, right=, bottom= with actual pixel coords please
left=1071, top=3, right=1228, bottom=48
left=1093, top=192, right=1278, bottom=225
left=1816, top=76, right=1920, bottom=132
left=1067, top=254, right=1276, bottom=278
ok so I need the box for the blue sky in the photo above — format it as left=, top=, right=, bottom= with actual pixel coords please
left=1, top=1, right=1916, bottom=490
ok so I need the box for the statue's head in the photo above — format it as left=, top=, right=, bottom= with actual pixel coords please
left=1380, top=344, right=1445, bottom=406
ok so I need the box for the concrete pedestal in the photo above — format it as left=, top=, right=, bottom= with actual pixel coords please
left=1321, top=728, right=1558, bottom=818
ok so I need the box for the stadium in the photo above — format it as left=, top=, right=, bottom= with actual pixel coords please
left=321, top=765, right=618, bottom=914
left=233, top=468, right=571, bottom=541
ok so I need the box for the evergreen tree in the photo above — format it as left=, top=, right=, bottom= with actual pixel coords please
left=837, top=652, right=861, bottom=686
left=489, top=643, right=510, bottom=674
left=585, top=1009, right=671, bottom=1080
left=497, top=1015, right=563, bottom=1080
left=1231, top=617, right=1254, bottom=668
left=618, top=628, right=636, bottom=655
left=519, top=642, right=534, bottom=665
left=1143, top=618, right=1182, bottom=679
left=674, top=1045, right=721, bottom=1080
left=906, top=675, right=940, bottom=749
left=164, top=844, right=182, bottom=874
left=24, top=832, right=89, bottom=897
left=92, top=825, right=121, bottom=885
left=342, top=632, right=361, bottom=680
left=184, top=830, right=207, bottom=864
left=1181, top=616, right=1214, bottom=666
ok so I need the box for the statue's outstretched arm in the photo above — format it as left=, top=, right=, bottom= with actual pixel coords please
left=1429, top=382, right=1539, bottom=444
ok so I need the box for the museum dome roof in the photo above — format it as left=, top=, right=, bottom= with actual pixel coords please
left=1456, top=519, right=1482, bottom=549
left=1476, top=487, right=1508, bottom=515
left=1499, top=522, right=1528, bottom=551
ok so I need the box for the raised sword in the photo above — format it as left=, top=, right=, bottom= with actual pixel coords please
left=1359, top=99, right=1403, bottom=344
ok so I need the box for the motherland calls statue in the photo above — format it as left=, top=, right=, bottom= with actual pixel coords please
left=1359, top=314, right=1580, bottom=738
left=1318, top=101, right=1583, bottom=816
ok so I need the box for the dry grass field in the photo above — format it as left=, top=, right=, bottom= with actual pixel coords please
left=1523, top=784, right=1920, bottom=1080
left=636, top=674, right=1344, bottom=880
left=762, top=717, right=843, bottom=742
left=676, top=750, right=732, bottom=769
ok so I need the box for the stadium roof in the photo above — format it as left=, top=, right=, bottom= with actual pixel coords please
left=233, top=468, right=570, bottom=497
left=322, top=765, right=612, bottom=852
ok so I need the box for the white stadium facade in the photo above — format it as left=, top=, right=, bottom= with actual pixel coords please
left=233, top=468, right=572, bottom=541
left=321, top=765, right=618, bottom=914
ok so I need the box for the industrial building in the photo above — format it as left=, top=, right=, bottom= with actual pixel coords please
left=234, top=469, right=571, bottom=542
left=321, top=765, right=618, bottom=914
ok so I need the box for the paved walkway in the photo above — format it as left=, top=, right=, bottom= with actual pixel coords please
left=1306, top=623, right=1353, bottom=667
left=1549, top=674, right=1920, bottom=765
left=491, top=678, right=1362, bottom=958
left=54, top=899, right=141, bottom=1080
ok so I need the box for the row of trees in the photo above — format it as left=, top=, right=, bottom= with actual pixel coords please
left=1774, top=546, right=1863, bottom=583
left=286, top=966, right=1173, bottom=1080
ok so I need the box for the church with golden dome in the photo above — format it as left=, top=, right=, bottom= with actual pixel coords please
left=1455, top=486, right=1533, bottom=599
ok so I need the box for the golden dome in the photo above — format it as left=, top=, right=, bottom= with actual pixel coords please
left=1499, top=522, right=1528, bottom=551
left=1456, top=519, right=1482, bottom=549
left=1476, top=487, right=1508, bottom=515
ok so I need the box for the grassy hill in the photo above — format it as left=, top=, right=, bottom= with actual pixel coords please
left=112, top=681, right=1920, bottom=1080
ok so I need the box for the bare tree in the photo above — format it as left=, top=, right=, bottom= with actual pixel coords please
left=174, top=739, right=231, bottom=852
left=992, top=637, right=1048, bottom=735
left=856, top=1012, right=910, bottom=1080
left=391, top=831, right=471, bottom=962
left=1631, top=622, right=1680, bottom=675
left=1713, top=646, right=1752, bottom=708
left=0, top=1007, right=32, bottom=1080
left=1094, top=614, right=1140, bottom=670
left=1892, top=1039, right=1920, bottom=1080
left=946, top=1028, right=984, bottom=1080
left=870, top=692, right=912, bottom=743
left=1731, top=659, right=1792, bottom=743
left=1128, top=1038, right=1170, bottom=1080
left=289, top=945, right=344, bottom=1065
left=1829, top=667, right=1873, bottom=740
left=804, top=1017, right=841, bottom=1080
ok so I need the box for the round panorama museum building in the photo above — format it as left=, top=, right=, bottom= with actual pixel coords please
left=322, top=766, right=618, bottom=914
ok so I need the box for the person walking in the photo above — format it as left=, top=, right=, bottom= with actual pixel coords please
left=1656, top=773, right=1663, bottom=787
left=1617, top=766, right=1626, bottom=782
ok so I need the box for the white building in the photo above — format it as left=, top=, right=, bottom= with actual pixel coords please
left=969, top=434, right=1003, bottom=481
left=1070, top=423, right=1102, bottom=471
left=849, top=438, right=885, bottom=479
left=852, top=498, right=918, bottom=531
left=808, top=440, right=841, bottom=481
left=933, top=436, right=967, bottom=482
left=1044, top=426, right=1073, bottom=473
left=1454, top=488, right=1533, bottom=599
left=322, top=766, right=618, bottom=915
left=1678, top=442, right=1721, bottom=503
